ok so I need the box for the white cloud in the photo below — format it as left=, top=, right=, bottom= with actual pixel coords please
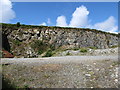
left=56, top=15, right=68, bottom=27
left=69, top=5, right=89, bottom=27
left=56, top=5, right=89, bottom=28
left=55, top=5, right=118, bottom=33
left=0, top=0, right=15, bottom=23
left=40, top=22, right=47, bottom=26
left=47, top=18, right=51, bottom=24
left=93, top=16, right=118, bottom=33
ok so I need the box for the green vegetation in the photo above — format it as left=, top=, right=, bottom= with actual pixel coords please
left=50, top=45, right=55, bottom=51
left=0, top=23, right=118, bottom=37
left=38, top=50, right=43, bottom=55
left=12, top=40, right=21, bottom=46
left=110, top=45, right=118, bottom=48
left=31, top=40, right=47, bottom=55
left=24, top=85, right=29, bottom=88
left=44, top=74, right=51, bottom=78
left=66, top=52, right=71, bottom=55
left=0, top=50, right=3, bottom=58
left=16, top=22, right=20, bottom=27
left=2, top=75, right=30, bottom=89
left=2, top=75, right=16, bottom=89
left=1, top=23, right=19, bottom=30
left=80, top=48, right=88, bottom=53
left=43, top=49, right=53, bottom=57
left=73, top=48, right=80, bottom=51
left=89, top=46, right=97, bottom=49
left=112, top=61, right=120, bottom=66
left=31, top=40, right=56, bottom=57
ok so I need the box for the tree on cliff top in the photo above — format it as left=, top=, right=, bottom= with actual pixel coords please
left=16, top=22, right=20, bottom=27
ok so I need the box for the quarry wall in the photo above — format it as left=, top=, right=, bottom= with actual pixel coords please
left=1, top=24, right=118, bottom=57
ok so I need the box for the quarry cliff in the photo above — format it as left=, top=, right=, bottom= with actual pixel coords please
left=1, top=23, right=118, bottom=57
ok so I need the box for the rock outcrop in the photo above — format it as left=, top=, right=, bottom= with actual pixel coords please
left=2, top=49, right=14, bottom=58
left=1, top=23, right=118, bottom=57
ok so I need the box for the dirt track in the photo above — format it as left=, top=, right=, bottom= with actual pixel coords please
left=1, top=55, right=119, bottom=88
left=1, top=55, right=118, bottom=65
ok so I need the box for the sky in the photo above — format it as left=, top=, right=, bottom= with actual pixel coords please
left=0, top=0, right=118, bottom=33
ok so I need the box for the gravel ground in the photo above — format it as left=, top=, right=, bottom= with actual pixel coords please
left=1, top=55, right=119, bottom=88
left=54, top=47, right=118, bottom=56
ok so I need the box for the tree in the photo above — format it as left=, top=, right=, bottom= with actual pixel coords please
left=16, top=22, right=20, bottom=27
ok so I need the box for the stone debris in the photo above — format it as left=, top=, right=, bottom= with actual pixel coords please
left=2, top=56, right=119, bottom=88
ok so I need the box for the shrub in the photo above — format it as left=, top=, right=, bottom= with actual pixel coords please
left=66, top=52, right=70, bottom=55
left=44, top=50, right=53, bottom=57
left=24, top=85, right=29, bottom=88
left=38, top=50, right=43, bottom=55
left=73, top=48, right=79, bottom=51
left=16, top=22, right=20, bottom=27
left=31, top=40, right=47, bottom=55
left=89, top=46, right=97, bottom=49
left=110, top=45, right=118, bottom=48
left=13, top=40, right=21, bottom=46
left=80, top=48, right=88, bottom=53
left=50, top=45, right=55, bottom=51
left=2, top=75, right=17, bottom=89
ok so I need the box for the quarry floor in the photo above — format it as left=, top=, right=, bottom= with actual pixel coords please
left=1, top=55, right=119, bottom=88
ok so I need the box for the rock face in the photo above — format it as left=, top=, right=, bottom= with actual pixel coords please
left=1, top=24, right=118, bottom=57
left=2, top=49, right=14, bottom=58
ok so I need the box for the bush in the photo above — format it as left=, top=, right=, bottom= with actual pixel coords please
left=73, top=48, right=79, bottom=51
left=13, top=40, right=21, bottom=46
left=80, top=48, right=88, bottom=53
left=16, top=22, right=20, bottom=27
left=110, top=45, right=118, bottom=48
left=50, top=45, right=55, bottom=51
left=38, top=50, right=43, bottom=55
left=89, top=46, right=97, bottom=49
left=31, top=40, right=47, bottom=55
left=44, top=50, right=53, bottom=57
left=66, top=52, right=70, bottom=55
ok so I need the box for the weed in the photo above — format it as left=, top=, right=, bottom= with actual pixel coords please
left=80, top=48, right=88, bottom=53
left=29, top=78, right=34, bottom=81
left=31, top=40, right=47, bottom=55
left=24, top=85, right=29, bottom=88
left=66, top=52, right=71, bottom=55
left=13, top=40, right=21, bottom=46
left=2, top=75, right=17, bottom=89
left=43, top=49, right=53, bottom=57
left=44, top=74, right=50, bottom=78
left=110, top=45, right=118, bottom=48
left=50, top=45, right=55, bottom=51
left=112, top=61, right=120, bottom=66
left=89, top=47, right=97, bottom=49
left=15, top=86, right=21, bottom=89
left=73, top=48, right=79, bottom=51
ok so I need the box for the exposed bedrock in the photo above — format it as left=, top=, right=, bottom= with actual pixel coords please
left=1, top=24, right=118, bottom=57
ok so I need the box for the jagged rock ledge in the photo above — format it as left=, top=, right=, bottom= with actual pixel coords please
left=1, top=23, right=118, bottom=58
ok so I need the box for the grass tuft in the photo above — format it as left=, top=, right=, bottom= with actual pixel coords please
left=80, top=48, right=88, bottom=53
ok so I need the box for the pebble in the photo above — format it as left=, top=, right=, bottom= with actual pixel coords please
left=96, top=69, right=99, bottom=71
left=114, top=79, right=118, bottom=82
left=110, top=65, right=113, bottom=67
left=85, top=74, right=91, bottom=77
